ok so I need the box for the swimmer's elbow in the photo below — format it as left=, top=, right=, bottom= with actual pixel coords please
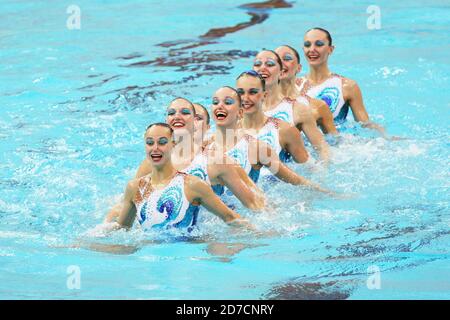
left=294, top=150, right=309, bottom=164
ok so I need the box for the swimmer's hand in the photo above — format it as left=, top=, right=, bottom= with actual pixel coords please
left=252, top=229, right=280, bottom=238
left=328, top=191, right=358, bottom=200
left=226, top=218, right=280, bottom=238
left=308, top=184, right=357, bottom=200
left=306, top=183, right=336, bottom=196
left=206, top=242, right=257, bottom=257
left=85, top=222, right=122, bottom=237
left=226, top=218, right=256, bottom=231
left=50, top=224, right=122, bottom=250
left=387, top=135, right=408, bottom=141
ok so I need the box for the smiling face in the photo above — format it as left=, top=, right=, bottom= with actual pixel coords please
left=166, top=98, right=195, bottom=135
left=252, top=51, right=283, bottom=87
left=144, top=124, right=175, bottom=168
left=303, top=29, right=334, bottom=67
left=236, top=75, right=265, bottom=115
left=211, top=87, right=241, bottom=127
left=275, top=46, right=301, bottom=80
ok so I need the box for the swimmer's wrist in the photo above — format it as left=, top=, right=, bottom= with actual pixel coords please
left=226, top=218, right=254, bottom=230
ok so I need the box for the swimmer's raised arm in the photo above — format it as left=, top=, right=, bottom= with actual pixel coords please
left=184, top=175, right=253, bottom=229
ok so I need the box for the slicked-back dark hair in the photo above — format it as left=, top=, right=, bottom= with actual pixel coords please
left=221, top=86, right=242, bottom=109
left=146, top=122, right=174, bottom=135
left=280, top=45, right=300, bottom=63
left=169, top=97, right=197, bottom=117
left=260, top=49, right=283, bottom=69
left=236, top=70, right=266, bottom=91
left=306, top=27, right=333, bottom=45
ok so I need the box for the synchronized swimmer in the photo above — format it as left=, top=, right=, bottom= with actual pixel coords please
left=100, top=28, right=394, bottom=236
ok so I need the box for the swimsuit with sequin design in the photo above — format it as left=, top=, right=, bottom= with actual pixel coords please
left=297, top=74, right=350, bottom=125
left=134, top=172, right=199, bottom=231
left=182, top=150, right=210, bottom=184
left=252, top=117, right=291, bottom=163
left=265, top=96, right=312, bottom=147
left=264, top=98, right=296, bottom=126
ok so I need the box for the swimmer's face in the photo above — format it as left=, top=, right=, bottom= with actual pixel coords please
left=166, top=99, right=195, bottom=135
left=236, top=75, right=265, bottom=115
left=193, top=104, right=210, bottom=137
left=211, top=87, right=241, bottom=127
left=144, top=125, right=175, bottom=167
left=275, top=46, right=301, bottom=80
left=253, top=51, right=283, bottom=87
left=303, top=29, right=334, bottom=66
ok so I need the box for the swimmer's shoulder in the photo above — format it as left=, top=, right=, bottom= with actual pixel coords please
left=183, top=173, right=209, bottom=204
left=290, top=97, right=315, bottom=123
left=342, top=76, right=357, bottom=88
left=124, top=175, right=149, bottom=199
left=183, top=173, right=203, bottom=187
left=341, top=76, right=361, bottom=100
left=276, top=117, right=295, bottom=132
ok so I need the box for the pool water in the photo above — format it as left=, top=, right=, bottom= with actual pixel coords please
left=0, top=0, right=449, bottom=299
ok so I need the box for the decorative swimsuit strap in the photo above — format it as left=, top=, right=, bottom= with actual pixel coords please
left=265, top=116, right=281, bottom=130
left=135, top=175, right=153, bottom=204
left=301, top=73, right=343, bottom=94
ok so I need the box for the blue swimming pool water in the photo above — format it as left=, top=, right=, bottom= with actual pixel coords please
left=0, top=0, right=449, bottom=299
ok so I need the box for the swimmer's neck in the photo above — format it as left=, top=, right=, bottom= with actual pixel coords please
left=263, top=82, right=285, bottom=110
left=242, top=110, right=267, bottom=132
left=307, top=63, right=333, bottom=84
left=150, top=162, right=177, bottom=186
left=194, top=131, right=204, bottom=147
left=215, top=124, right=241, bottom=151
left=172, top=132, right=203, bottom=163
left=280, top=76, right=300, bottom=99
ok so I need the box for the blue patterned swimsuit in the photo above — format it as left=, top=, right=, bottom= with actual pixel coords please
left=297, top=74, right=350, bottom=125
left=264, top=98, right=296, bottom=126
left=182, top=150, right=210, bottom=184
left=252, top=117, right=291, bottom=163
left=264, top=97, right=310, bottom=148
left=225, top=134, right=261, bottom=184
left=134, top=172, right=199, bottom=231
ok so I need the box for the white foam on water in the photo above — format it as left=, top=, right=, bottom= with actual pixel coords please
left=377, top=67, right=407, bottom=79
left=0, top=231, right=40, bottom=239
left=0, top=250, right=15, bottom=257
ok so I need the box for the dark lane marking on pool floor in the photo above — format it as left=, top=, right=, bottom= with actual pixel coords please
left=64, top=1, right=293, bottom=106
